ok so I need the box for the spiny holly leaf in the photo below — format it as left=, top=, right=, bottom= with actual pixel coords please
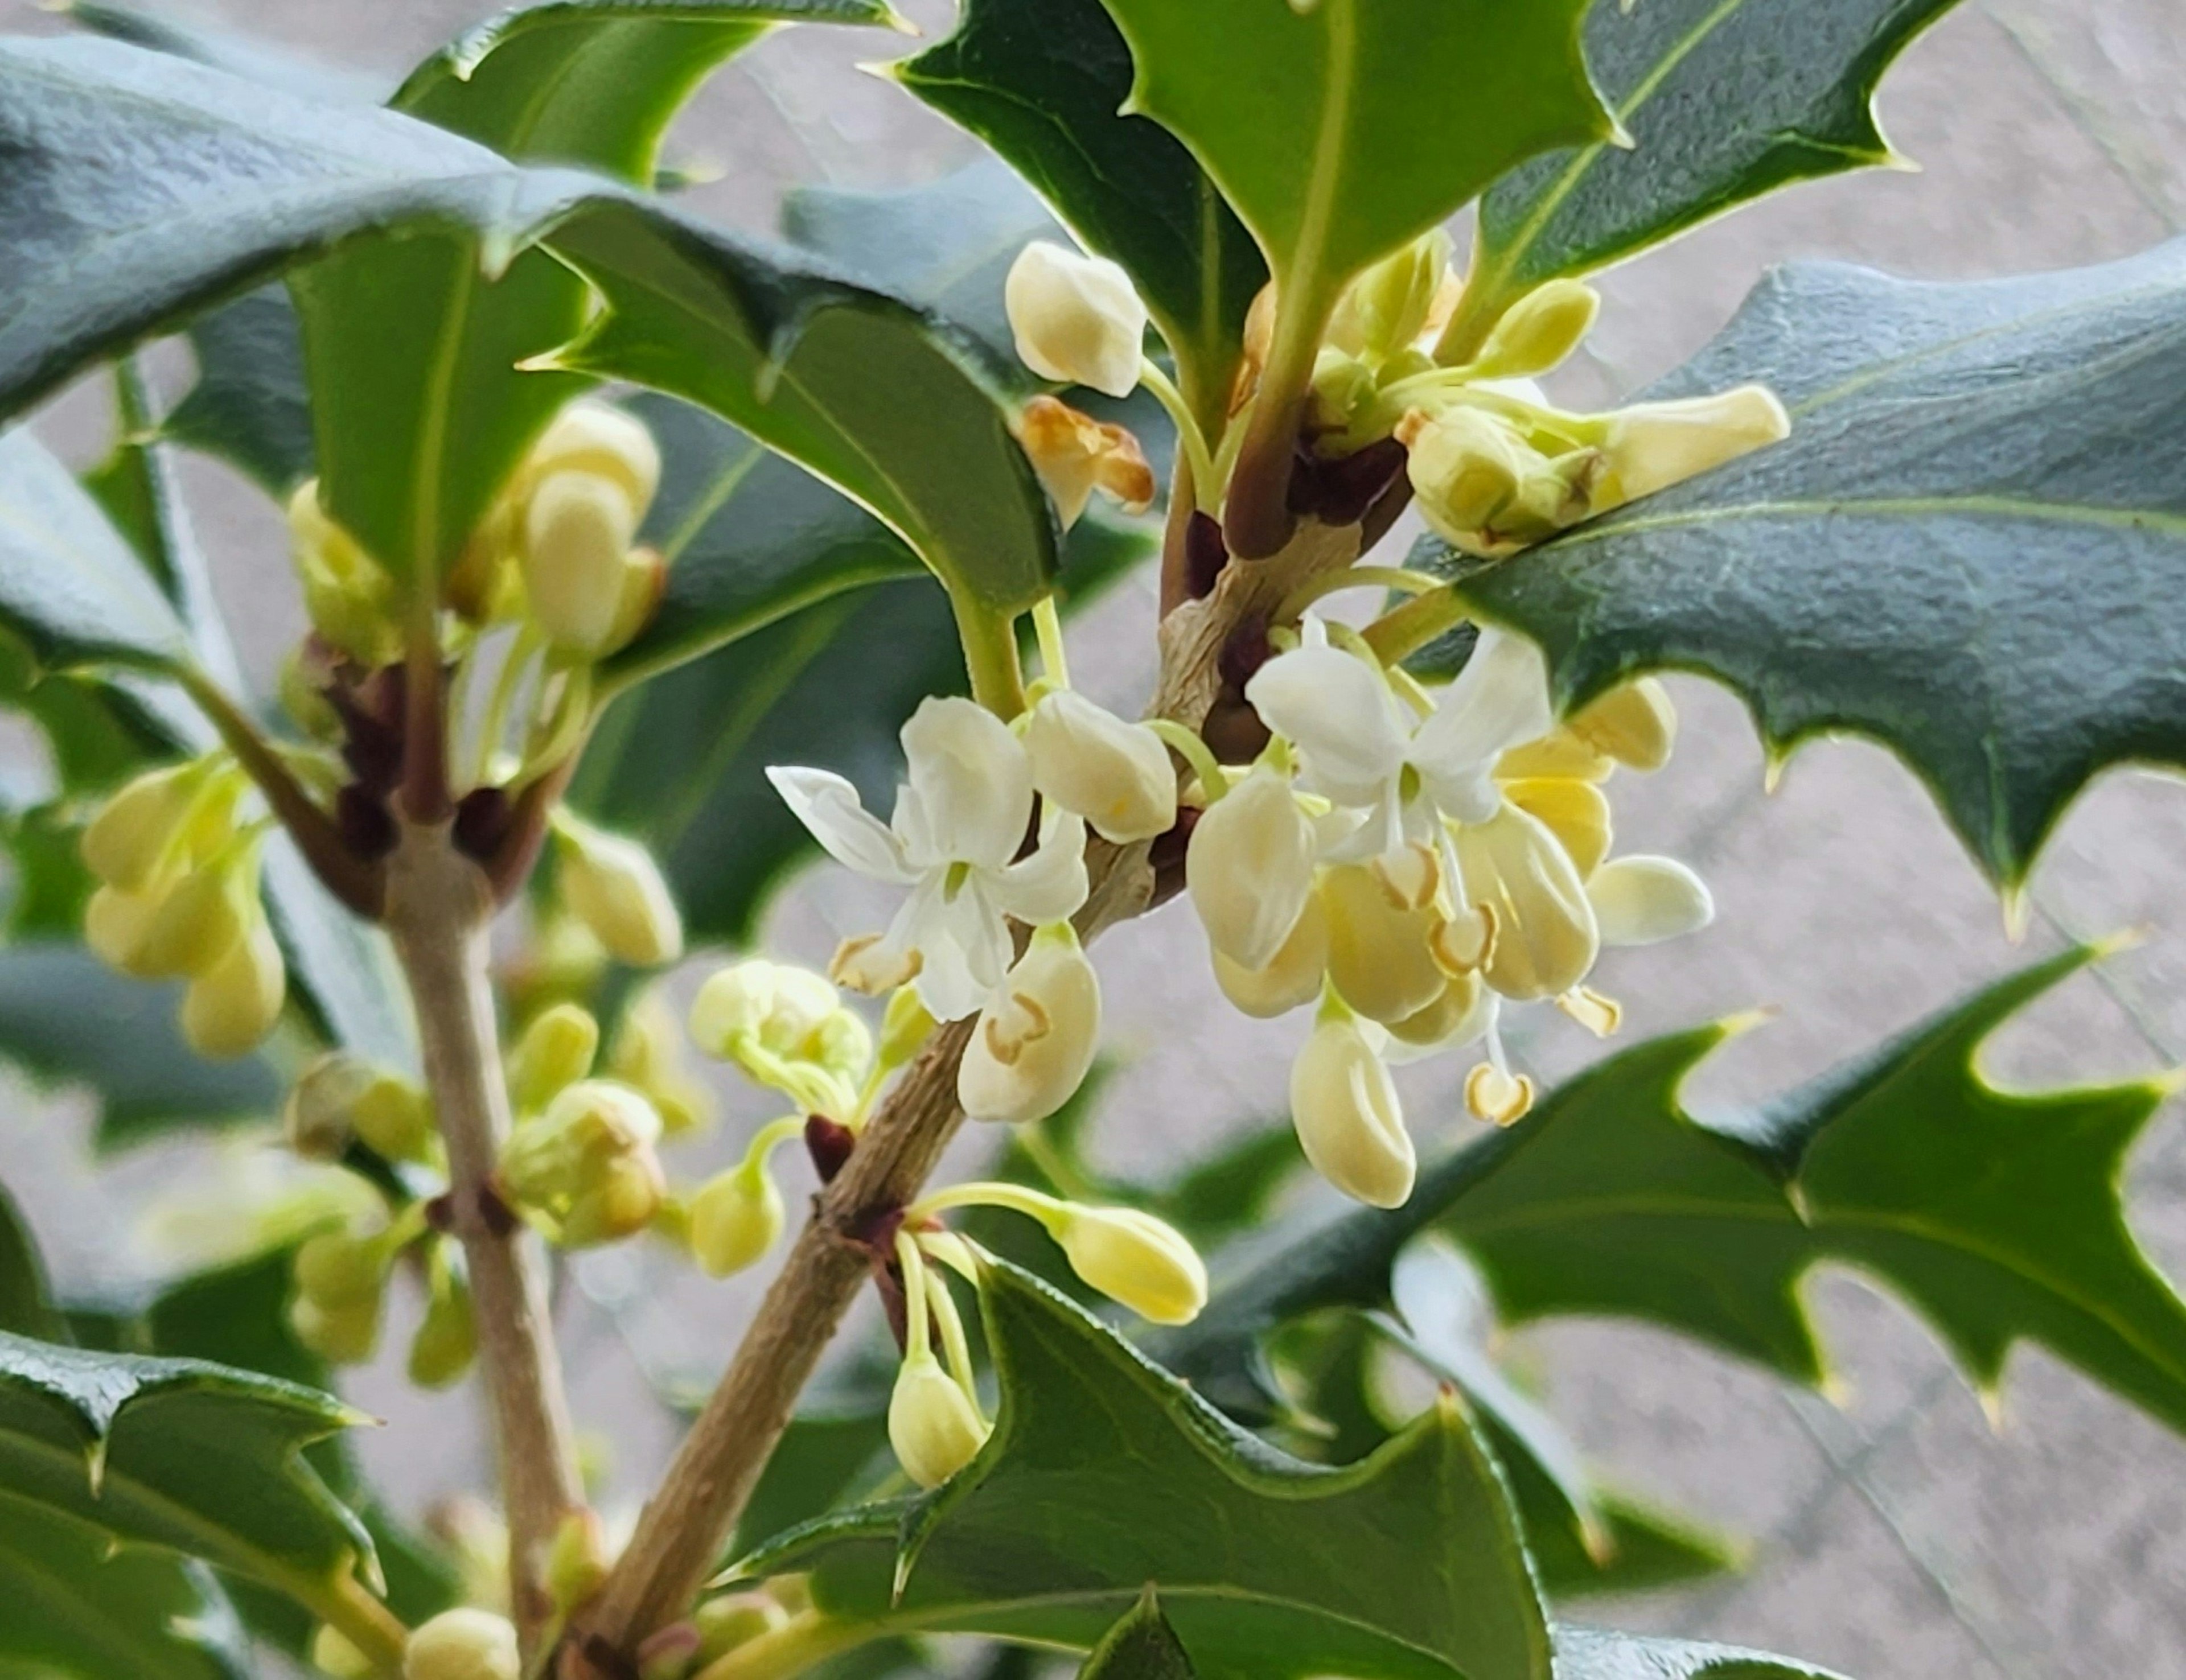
left=1082, top=1588, right=1196, bottom=1679
left=0, top=1331, right=380, bottom=1628
left=1446, top=946, right=2186, bottom=1428
left=1452, top=0, right=1963, bottom=352
left=0, top=1495, right=250, bottom=1680
left=745, top=1261, right=1554, bottom=1680
left=1093, top=0, right=1608, bottom=324
left=1432, top=237, right=2186, bottom=885
left=895, top=0, right=1265, bottom=422
left=1552, top=1632, right=1841, bottom=1680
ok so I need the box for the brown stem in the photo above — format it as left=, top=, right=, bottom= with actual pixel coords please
left=401, top=615, right=453, bottom=825
left=564, top=517, right=1364, bottom=1674
left=385, top=824, right=584, bottom=1657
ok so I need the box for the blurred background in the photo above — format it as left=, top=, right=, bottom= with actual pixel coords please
left=4, top=0, right=2185, bottom=1675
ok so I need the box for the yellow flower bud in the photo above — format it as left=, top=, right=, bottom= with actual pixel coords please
left=1595, top=385, right=1790, bottom=507
left=561, top=1151, right=669, bottom=1249
left=1453, top=803, right=1599, bottom=1002
left=290, top=1296, right=381, bottom=1365
left=887, top=1348, right=990, bottom=1489
left=1318, top=863, right=1447, bottom=1027
left=1502, top=776, right=1613, bottom=880
left=182, top=919, right=285, bottom=1058
left=693, top=1593, right=788, bottom=1661
left=1023, top=689, right=1176, bottom=844
left=691, top=960, right=868, bottom=1116
left=84, top=882, right=167, bottom=976
left=555, top=816, right=683, bottom=968
left=134, top=860, right=252, bottom=981
left=291, top=1230, right=386, bottom=1364
left=288, top=481, right=400, bottom=665
left=402, top=1609, right=519, bottom=1680
left=522, top=470, right=646, bottom=658
left=348, top=1072, right=435, bottom=1164
left=1473, top=279, right=1600, bottom=380
left=1212, top=889, right=1327, bottom=1019
left=313, top=1624, right=374, bottom=1679
left=81, top=761, right=203, bottom=891
left=878, top=984, right=936, bottom=1069
left=508, top=1003, right=600, bottom=1114
left=1004, top=241, right=1148, bottom=398
left=957, top=925, right=1101, bottom=1126
left=545, top=1509, right=610, bottom=1615
left=1049, top=1205, right=1206, bottom=1325
left=688, top=1162, right=784, bottom=1278
left=606, top=988, right=714, bottom=1137
left=1186, top=764, right=1318, bottom=972
left=408, top=1267, right=476, bottom=1389
left=498, top=1080, right=665, bottom=1248
left=1568, top=677, right=1677, bottom=772
left=283, top=1053, right=373, bottom=1161
left=527, top=400, right=662, bottom=514
left=1402, top=406, right=1536, bottom=542
left=1290, top=1010, right=1413, bottom=1209
left=1327, top=229, right=1450, bottom=364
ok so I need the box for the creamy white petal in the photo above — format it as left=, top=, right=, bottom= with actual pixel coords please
left=1454, top=801, right=1599, bottom=1000
left=1588, top=855, right=1714, bottom=946
left=1410, top=628, right=1555, bottom=821
left=993, top=811, right=1091, bottom=925
left=1244, top=645, right=1409, bottom=809
left=901, top=696, right=1034, bottom=869
left=1187, top=765, right=1318, bottom=970
left=911, top=879, right=1013, bottom=1022
left=765, top=767, right=914, bottom=882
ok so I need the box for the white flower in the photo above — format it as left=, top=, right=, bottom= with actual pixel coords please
left=1246, top=623, right=1554, bottom=859
left=767, top=697, right=1089, bottom=1022
left=1587, top=855, right=1714, bottom=946
left=1022, top=687, right=1176, bottom=843
left=1452, top=801, right=1599, bottom=1002
left=957, top=924, right=1103, bottom=1125
left=1595, top=386, right=1789, bottom=506
left=1004, top=241, right=1148, bottom=398
left=1184, top=761, right=1320, bottom=971
left=1291, top=1008, right=1415, bottom=1209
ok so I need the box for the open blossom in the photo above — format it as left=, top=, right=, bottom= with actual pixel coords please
left=768, top=697, right=1088, bottom=1022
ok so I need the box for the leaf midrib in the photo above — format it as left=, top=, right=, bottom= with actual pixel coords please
left=1545, top=494, right=2186, bottom=554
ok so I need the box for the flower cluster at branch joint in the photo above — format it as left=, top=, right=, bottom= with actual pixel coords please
left=1185, top=617, right=1712, bottom=1208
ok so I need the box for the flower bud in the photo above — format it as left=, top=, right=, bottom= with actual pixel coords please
left=555, top=816, right=683, bottom=967
left=348, top=1070, right=436, bottom=1164
left=1213, top=889, right=1327, bottom=1019
left=1186, top=764, right=1318, bottom=972
left=134, top=861, right=251, bottom=981
left=1004, top=241, right=1148, bottom=398
left=81, top=762, right=202, bottom=891
left=1473, top=279, right=1600, bottom=379
left=958, top=925, right=1101, bottom=1125
left=283, top=1053, right=373, bottom=1160
left=1291, top=1011, right=1413, bottom=1209
left=289, top=481, right=400, bottom=665
left=291, top=1230, right=387, bottom=1365
left=688, top=1162, right=784, bottom=1278
left=528, top=400, right=661, bottom=514
left=85, top=882, right=167, bottom=976
left=1049, top=1205, right=1206, bottom=1325
left=1587, top=855, right=1714, bottom=946
left=1024, top=689, right=1176, bottom=843
left=1453, top=804, right=1599, bottom=1002
left=290, top=1296, right=381, bottom=1365
left=691, top=960, right=868, bottom=1116
left=607, top=988, right=714, bottom=1137
left=313, top=1624, right=374, bottom=1679
left=508, top=1003, right=600, bottom=1114
left=408, top=1267, right=476, bottom=1389
left=182, top=919, right=286, bottom=1058
left=1329, top=229, right=1451, bottom=363
left=694, top=1593, right=788, bottom=1661
left=545, top=1509, right=610, bottom=1615
left=878, top=984, right=936, bottom=1069
left=1568, top=677, right=1677, bottom=772
left=1402, top=407, right=1538, bottom=545
left=888, top=1348, right=991, bottom=1489
left=498, top=1080, right=665, bottom=1248
left=403, top=1609, right=519, bottom=1680
left=522, top=470, right=647, bottom=657
left=1014, top=396, right=1156, bottom=529
left=1595, top=385, right=1789, bottom=507
left=1319, top=863, right=1447, bottom=1027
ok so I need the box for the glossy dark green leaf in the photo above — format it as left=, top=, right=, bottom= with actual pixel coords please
left=1552, top=1632, right=1839, bottom=1680
left=165, top=289, right=318, bottom=496
left=733, top=1397, right=893, bottom=1559
left=1080, top=1588, right=1195, bottom=1680
left=1434, top=238, right=2186, bottom=884
left=746, top=1261, right=1552, bottom=1680
left=895, top=0, right=1264, bottom=419
left=1453, top=0, right=1963, bottom=351
left=0, top=1331, right=378, bottom=1619
left=0, top=1186, right=62, bottom=1344
left=1093, top=0, right=1607, bottom=320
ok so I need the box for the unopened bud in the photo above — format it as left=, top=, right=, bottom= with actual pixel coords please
left=498, top=1080, right=665, bottom=1248
left=555, top=815, right=683, bottom=967
left=1004, top=241, right=1148, bottom=398
left=607, top=988, right=714, bottom=1137
left=691, top=960, right=868, bottom=1115
left=134, top=860, right=251, bottom=980
left=1213, top=888, right=1328, bottom=1019
left=1291, top=1010, right=1413, bottom=1209
left=545, top=1509, right=610, bottom=1615
left=1186, top=764, right=1318, bottom=972
left=1014, top=396, right=1155, bottom=529
left=348, top=1071, right=435, bottom=1164
left=1049, top=1205, right=1206, bottom=1325
left=878, top=984, right=936, bottom=1069
left=508, top=1003, right=600, bottom=1114
left=522, top=470, right=647, bottom=658
left=958, top=925, right=1101, bottom=1125
left=1023, top=689, right=1176, bottom=844
left=289, top=481, right=400, bottom=665
left=887, top=1348, right=990, bottom=1489
left=1328, top=230, right=1451, bottom=364
left=182, top=918, right=285, bottom=1058
left=1596, top=385, right=1789, bottom=507
left=313, top=1624, right=373, bottom=1679
left=693, top=1593, right=788, bottom=1661
left=402, top=1608, right=519, bottom=1680
left=283, top=1053, right=373, bottom=1160
left=1403, top=407, right=1538, bottom=545
left=291, top=1229, right=387, bottom=1365
left=527, top=401, right=661, bottom=513
left=408, top=1267, right=476, bottom=1389
left=1473, top=279, right=1600, bottom=379
left=81, top=762, right=201, bottom=891
left=688, top=1161, right=784, bottom=1278
left=1568, top=677, right=1677, bottom=772
left=1319, top=863, right=1447, bottom=1027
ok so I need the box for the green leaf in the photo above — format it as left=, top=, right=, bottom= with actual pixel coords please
left=0, top=1495, right=248, bottom=1680
left=747, top=1261, right=1554, bottom=1680
left=895, top=0, right=1265, bottom=419
left=1092, top=0, right=1608, bottom=319
left=1445, top=946, right=2186, bottom=1428
left=733, top=1396, right=893, bottom=1559
left=0, top=944, right=283, bottom=1150
left=55, top=0, right=388, bottom=103
left=161, top=287, right=317, bottom=497
left=1081, top=1588, right=1196, bottom=1680
left=1454, top=0, right=1964, bottom=348
left=0, top=430, right=195, bottom=678
left=0, top=1331, right=378, bottom=1620
left=0, top=1185, right=63, bottom=1344
left=1433, top=237, right=2186, bottom=884
left=1552, top=1632, right=1840, bottom=1680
